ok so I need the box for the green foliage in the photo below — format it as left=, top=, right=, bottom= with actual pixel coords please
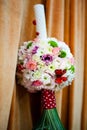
left=59, top=51, right=66, bottom=58
left=69, top=65, right=75, bottom=73
left=48, top=41, right=58, bottom=47
left=27, top=42, right=32, bottom=49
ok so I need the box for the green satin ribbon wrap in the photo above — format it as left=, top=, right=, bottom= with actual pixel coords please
left=33, top=108, right=66, bottom=130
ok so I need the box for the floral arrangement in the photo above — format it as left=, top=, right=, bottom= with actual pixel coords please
left=16, top=37, right=75, bottom=92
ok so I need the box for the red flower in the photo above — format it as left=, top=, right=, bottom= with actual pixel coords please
left=55, top=77, right=63, bottom=84
left=62, top=77, right=67, bottom=81
left=55, top=69, right=66, bottom=76
left=17, top=64, right=25, bottom=71
left=55, top=69, right=67, bottom=84
left=32, top=80, right=43, bottom=86
left=55, top=77, right=67, bottom=84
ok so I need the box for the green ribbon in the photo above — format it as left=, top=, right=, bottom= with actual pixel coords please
left=33, top=108, right=66, bottom=130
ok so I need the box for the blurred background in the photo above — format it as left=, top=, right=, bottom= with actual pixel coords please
left=0, top=0, right=87, bottom=130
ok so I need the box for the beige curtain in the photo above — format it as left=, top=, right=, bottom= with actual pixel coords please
left=0, top=0, right=87, bottom=130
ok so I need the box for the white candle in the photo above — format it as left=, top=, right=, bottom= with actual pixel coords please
left=34, top=4, right=47, bottom=39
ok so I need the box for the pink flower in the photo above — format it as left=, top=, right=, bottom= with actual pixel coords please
left=32, top=80, right=43, bottom=86
left=26, top=60, right=37, bottom=70
left=52, top=47, right=60, bottom=55
left=33, top=38, right=40, bottom=43
left=69, top=57, right=74, bottom=65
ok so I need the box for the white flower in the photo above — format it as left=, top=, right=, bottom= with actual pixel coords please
left=48, top=64, right=56, bottom=73
left=32, top=70, right=41, bottom=80
left=23, top=70, right=30, bottom=80
left=41, top=73, right=51, bottom=85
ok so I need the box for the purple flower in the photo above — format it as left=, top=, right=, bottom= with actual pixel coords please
left=41, top=54, right=53, bottom=65
left=32, top=46, right=39, bottom=54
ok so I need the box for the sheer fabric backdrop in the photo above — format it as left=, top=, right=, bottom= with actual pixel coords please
left=0, top=0, right=87, bottom=130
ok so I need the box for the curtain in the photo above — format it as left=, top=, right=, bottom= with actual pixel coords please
left=0, top=0, right=86, bottom=130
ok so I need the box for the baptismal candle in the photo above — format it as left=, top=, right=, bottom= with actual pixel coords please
left=34, top=4, right=47, bottom=39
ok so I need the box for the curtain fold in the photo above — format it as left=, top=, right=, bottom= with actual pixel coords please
left=81, top=0, right=87, bottom=129
left=69, top=0, right=85, bottom=130
left=0, top=0, right=24, bottom=130
left=0, top=0, right=87, bottom=130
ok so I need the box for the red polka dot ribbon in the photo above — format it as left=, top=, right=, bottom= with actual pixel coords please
left=41, top=89, right=56, bottom=109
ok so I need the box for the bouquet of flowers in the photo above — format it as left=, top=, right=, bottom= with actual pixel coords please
left=16, top=4, right=75, bottom=130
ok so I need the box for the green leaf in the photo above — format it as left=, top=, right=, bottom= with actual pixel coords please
left=27, top=42, right=32, bottom=49
left=48, top=40, right=58, bottom=47
left=59, top=51, right=66, bottom=58
left=69, top=65, right=75, bottom=73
